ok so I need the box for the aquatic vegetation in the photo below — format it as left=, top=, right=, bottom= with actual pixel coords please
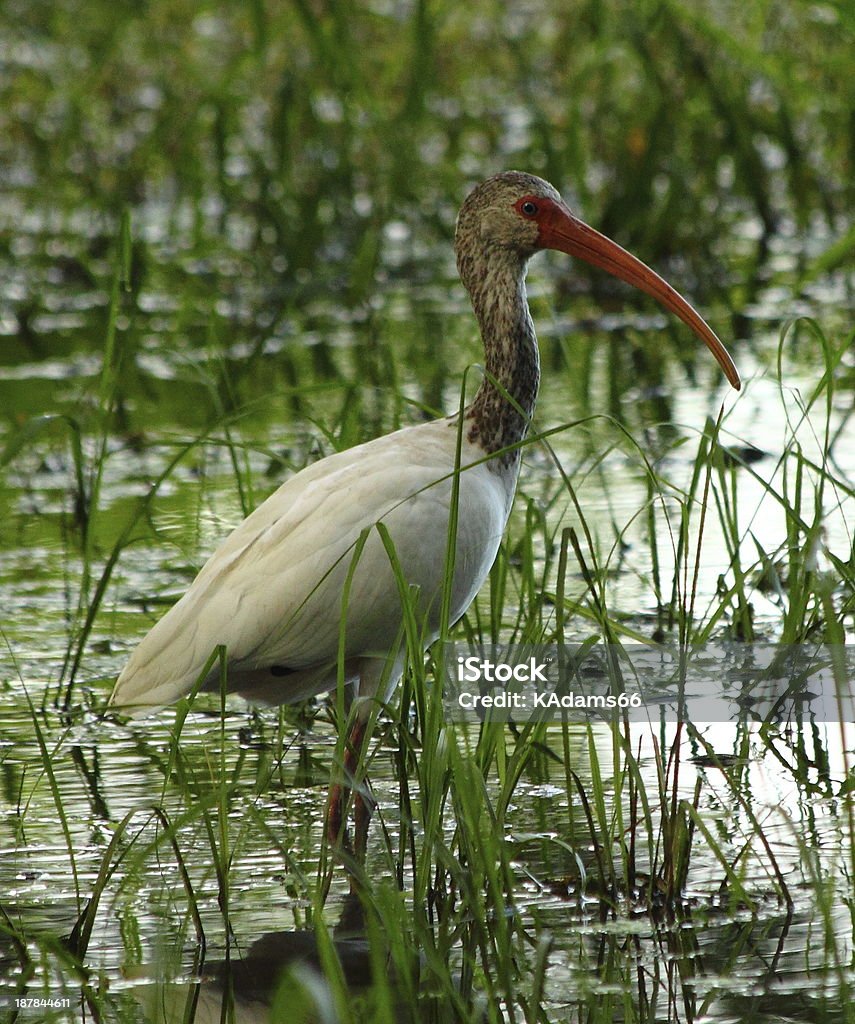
left=1, top=1, right=853, bottom=1020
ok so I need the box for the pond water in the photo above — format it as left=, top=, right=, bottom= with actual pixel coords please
left=1, top=190, right=852, bottom=1020
left=2, top=56, right=854, bottom=1024
left=1, top=688, right=852, bottom=1021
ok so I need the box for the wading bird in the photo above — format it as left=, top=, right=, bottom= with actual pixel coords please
left=110, top=171, right=740, bottom=850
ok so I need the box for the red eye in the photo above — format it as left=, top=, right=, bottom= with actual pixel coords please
left=520, top=200, right=539, bottom=217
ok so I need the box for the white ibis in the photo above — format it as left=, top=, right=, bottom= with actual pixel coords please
left=109, top=171, right=740, bottom=848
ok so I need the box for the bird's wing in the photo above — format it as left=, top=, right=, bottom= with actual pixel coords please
left=110, top=421, right=512, bottom=710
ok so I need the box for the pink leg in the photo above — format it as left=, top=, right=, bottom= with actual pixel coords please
left=353, top=783, right=376, bottom=863
left=325, top=715, right=370, bottom=852
left=326, top=781, right=346, bottom=846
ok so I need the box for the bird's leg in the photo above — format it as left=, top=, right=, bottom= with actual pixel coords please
left=352, top=780, right=376, bottom=864
left=326, top=781, right=347, bottom=847
left=325, top=713, right=370, bottom=851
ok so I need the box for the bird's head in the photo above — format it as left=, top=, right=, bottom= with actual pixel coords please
left=456, top=171, right=563, bottom=257
left=456, top=171, right=741, bottom=390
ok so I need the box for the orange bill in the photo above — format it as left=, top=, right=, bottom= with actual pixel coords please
left=539, top=200, right=741, bottom=390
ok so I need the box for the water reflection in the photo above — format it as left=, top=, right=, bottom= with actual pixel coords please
left=130, top=895, right=374, bottom=1024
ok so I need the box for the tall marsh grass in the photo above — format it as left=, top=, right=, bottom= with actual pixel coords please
left=1, top=2, right=853, bottom=1020
left=3, top=304, right=851, bottom=1020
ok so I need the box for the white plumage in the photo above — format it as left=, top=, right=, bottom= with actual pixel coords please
left=112, top=421, right=513, bottom=711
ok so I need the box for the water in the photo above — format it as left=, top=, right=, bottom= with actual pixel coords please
left=1, top=682, right=852, bottom=1020
left=2, top=206, right=854, bottom=1019
left=2, top=28, right=854, bottom=1019
left=2, top=249, right=853, bottom=1020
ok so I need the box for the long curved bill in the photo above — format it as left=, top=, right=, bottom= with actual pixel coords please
left=539, top=201, right=741, bottom=391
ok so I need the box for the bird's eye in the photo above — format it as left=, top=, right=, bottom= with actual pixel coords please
left=520, top=200, right=539, bottom=217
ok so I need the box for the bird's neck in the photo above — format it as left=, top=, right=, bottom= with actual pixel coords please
left=464, top=259, right=540, bottom=459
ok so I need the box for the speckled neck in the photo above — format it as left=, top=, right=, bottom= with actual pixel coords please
left=457, top=247, right=540, bottom=461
